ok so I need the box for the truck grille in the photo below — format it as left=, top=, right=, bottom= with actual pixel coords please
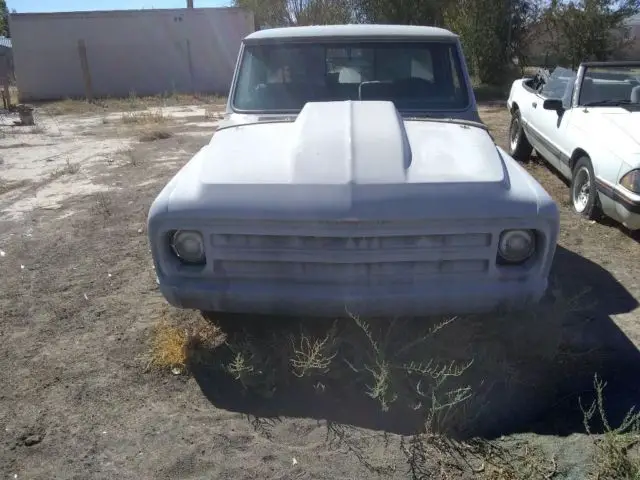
left=208, top=226, right=493, bottom=284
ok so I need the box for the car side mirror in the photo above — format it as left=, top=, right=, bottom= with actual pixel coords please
left=543, top=98, right=564, bottom=113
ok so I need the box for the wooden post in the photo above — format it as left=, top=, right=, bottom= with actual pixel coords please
left=2, top=78, right=10, bottom=109
left=77, top=39, right=93, bottom=102
left=186, top=39, right=195, bottom=93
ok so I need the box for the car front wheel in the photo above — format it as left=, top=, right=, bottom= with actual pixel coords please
left=571, top=156, right=601, bottom=220
left=508, top=110, right=533, bottom=161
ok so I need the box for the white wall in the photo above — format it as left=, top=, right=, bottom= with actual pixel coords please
left=10, top=7, right=254, bottom=101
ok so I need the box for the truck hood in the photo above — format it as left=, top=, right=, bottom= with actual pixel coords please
left=157, top=101, right=548, bottom=220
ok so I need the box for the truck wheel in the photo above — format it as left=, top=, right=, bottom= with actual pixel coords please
left=571, top=156, right=602, bottom=220
left=508, top=110, right=533, bottom=161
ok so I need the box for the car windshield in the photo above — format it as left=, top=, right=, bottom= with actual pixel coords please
left=579, top=65, right=640, bottom=106
left=232, top=41, right=469, bottom=112
left=539, top=67, right=576, bottom=99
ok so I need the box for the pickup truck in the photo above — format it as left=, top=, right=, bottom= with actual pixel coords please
left=507, top=61, right=640, bottom=230
left=147, top=24, right=559, bottom=317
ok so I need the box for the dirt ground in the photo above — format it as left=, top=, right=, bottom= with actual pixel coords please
left=1, top=102, right=639, bottom=480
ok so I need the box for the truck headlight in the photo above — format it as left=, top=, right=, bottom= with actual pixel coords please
left=620, top=169, right=640, bottom=194
left=498, top=229, right=535, bottom=264
left=170, top=230, right=206, bottom=265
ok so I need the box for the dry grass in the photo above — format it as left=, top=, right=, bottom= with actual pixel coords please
left=151, top=320, right=189, bottom=371
left=138, top=128, right=173, bottom=142
left=0, top=178, right=31, bottom=195
left=40, top=98, right=103, bottom=116
left=39, top=92, right=227, bottom=116
left=150, top=312, right=225, bottom=372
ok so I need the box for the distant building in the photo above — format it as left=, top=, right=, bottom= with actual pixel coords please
left=10, top=7, right=254, bottom=101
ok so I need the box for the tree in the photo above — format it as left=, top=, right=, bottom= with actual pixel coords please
left=0, top=0, right=10, bottom=37
left=541, top=0, right=640, bottom=68
left=352, top=0, right=451, bottom=25
left=234, top=0, right=355, bottom=27
left=443, top=0, right=538, bottom=84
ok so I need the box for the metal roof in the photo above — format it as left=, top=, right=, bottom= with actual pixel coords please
left=245, top=24, right=457, bottom=42
left=0, top=37, right=11, bottom=48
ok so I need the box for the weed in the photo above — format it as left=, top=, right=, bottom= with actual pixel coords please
left=27, top=125, right=45, bottom=134
left=203, top=106, right=224, bottom=120
left=289, top=322, right=338, bottom=377
left=120, top=111, right=166, bottom=125
left=92, top=192, right=112, bottom=217
left=127, top=90, right=139, bottom=109
left=122, top=148, right=140, bottom=166
left=50, top=159, right=80, bottom=179
left=225, top=334, right=278, bottom=396
left=581, top=374, right=640, bottom=479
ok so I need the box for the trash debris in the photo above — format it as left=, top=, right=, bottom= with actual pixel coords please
left=171, top=367, right=182, bottom=375
left=137, top=228, right=143, bottom=234
left=292, top=458, right=298, bottom=466
left=20, top=265, right=24, bottom=270
left=0, top=250, right=5, bottom=257
left=83, top=293, right=89, bottom=300
left=23, top=434, right=42, bottom=446
left=108, top=273, right=112, bottom=278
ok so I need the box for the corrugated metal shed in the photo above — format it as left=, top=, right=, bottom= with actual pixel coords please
left=626, top=13, right=640, bottom=26
left=11, top=7, right=254, bottom=100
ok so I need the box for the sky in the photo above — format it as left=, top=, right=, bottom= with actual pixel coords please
left=8, top=0, right=231, bottom=13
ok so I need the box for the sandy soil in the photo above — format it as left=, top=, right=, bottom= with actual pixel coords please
left=0, top=103, right=639, bottom=479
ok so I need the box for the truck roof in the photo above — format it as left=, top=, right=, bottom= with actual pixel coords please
left=244, top=24, right=458, bottom=43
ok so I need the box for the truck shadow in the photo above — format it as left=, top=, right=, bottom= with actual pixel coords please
left=191, top=245, right=639, bottom=440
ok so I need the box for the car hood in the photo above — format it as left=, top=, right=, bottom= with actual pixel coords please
left=580, top=109, right=640, bottom=154
left=154, top=101, right=550, bottom=221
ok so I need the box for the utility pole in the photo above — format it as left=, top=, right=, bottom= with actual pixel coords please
left=187, top=0, right=193, bottom=8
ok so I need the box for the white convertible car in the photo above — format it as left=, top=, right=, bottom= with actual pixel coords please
left=507, top=61, right=640, bottom=230
left=148, top=25, right=559, bottom=317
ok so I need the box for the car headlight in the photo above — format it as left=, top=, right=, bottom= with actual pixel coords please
left=170, top=230, right=206, bottom=265
left=498, top=229, right=535, bottom=264
left=620, top=169, right=640, bottom=194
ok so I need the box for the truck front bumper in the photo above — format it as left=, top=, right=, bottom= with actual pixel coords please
left=159, top=277, right=549, bottom=317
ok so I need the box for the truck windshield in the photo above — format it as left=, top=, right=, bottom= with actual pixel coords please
left=232, top=41, right=469, bottom=112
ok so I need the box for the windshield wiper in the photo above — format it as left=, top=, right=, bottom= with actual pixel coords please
left=583, top=99, right=632, bottom=107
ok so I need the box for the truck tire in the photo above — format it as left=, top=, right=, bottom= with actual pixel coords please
left=508, top=110, right=533, bottom=162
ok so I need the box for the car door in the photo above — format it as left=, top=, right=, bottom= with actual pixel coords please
left=527, top=67, right=577, bottom=177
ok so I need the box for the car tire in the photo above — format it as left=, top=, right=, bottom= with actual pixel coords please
left=571, top=156, right=602, bottom=220
left=508, top=109, right=533, bottom=161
